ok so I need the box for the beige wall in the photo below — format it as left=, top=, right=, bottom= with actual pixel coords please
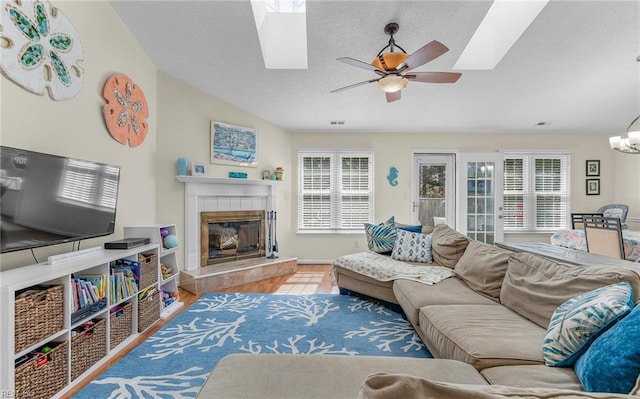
left=0, top=1, right=157, bottom=271
left=155, top=72, right=293, bottom=269
left=2, top=2, right=638, bottom=270
left=289, top=131, right=639, bottom=262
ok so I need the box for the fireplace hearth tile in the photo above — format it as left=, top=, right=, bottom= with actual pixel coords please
left=180, top=257, right=297, bottom=295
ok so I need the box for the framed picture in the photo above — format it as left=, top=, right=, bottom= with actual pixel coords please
left=586, top=178, right=600, bottom=195
left=191, top=162, right=207, bottom=176
left=210, top=121, right=258, bottom=167
left=586, top=160, right=600, bottom=176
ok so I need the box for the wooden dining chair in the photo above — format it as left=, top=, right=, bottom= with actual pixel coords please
left=570, top=213, right=603, bottom=229
left=583, top=216, right=625, bottom=259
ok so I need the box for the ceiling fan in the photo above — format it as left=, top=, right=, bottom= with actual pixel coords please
left=331, top=23, right=462, bottom=103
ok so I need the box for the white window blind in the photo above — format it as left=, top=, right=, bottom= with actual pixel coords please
left=59, top=159, right=120, bottom=210
left=503, top=152, right=570, bottom=232
left=298, top=150, right=374, bottom=232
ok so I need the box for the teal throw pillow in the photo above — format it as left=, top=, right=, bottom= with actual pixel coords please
left=396, top=224, right=422, bottom=233
left=364, top=216, right=396, bottom=254
left=391, top=229, right=433, bottom=263
left=575, top=301, right=640, bottom=393
left=542, top=281, right=634, bottom=367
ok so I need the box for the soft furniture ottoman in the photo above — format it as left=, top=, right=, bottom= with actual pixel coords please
left=197, top=354, right=488, bottom=399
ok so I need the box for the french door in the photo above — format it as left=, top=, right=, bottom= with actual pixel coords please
left=411, top=152, right=505, bottom=243
left=458, top=153, right=505, bottom=244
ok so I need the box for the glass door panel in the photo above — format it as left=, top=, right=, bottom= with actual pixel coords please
left=413, top=154, right=456, bottom=228
left=459, top=154, right=504, bottom=244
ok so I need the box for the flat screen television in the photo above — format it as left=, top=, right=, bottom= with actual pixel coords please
left=0, top=146, right=120, bottom=253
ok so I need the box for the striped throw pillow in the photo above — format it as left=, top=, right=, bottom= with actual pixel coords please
left=542, top=281, right=634, bottom=367
left=364, top=217, right=396, bottom=254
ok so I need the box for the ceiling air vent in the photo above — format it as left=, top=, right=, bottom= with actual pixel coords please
left=330, top=120, right=346, bottom=125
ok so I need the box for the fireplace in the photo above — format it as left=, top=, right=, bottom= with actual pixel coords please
left=201, top=210, right=265, bottom=266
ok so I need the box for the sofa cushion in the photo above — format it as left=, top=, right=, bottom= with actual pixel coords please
left=332, top=266, right=397, bottom=304
left=499, top=252, right=640, bottom=328
left=480, top=365, right=583, bottom=391
left=364, top=216, right=396, bottom=254
left=430, top=225, right=470, bottom=268
left=419, top=304, right=546, bottom=370
left=543, top=281, right=634, bottom=367
left=199, top=354, right=488, bottom=399
left=453, top=241, right=513, bottom=301
left=393, top=278, right=498, bottom=327
left=391, top=229, right=433, bottom=263
left=574, top=303, right=640, bottom=394
left=359, top=373, right=639, bottom=399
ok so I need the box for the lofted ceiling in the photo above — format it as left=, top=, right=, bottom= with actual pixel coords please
left=110, top=0, right=640, bottom=134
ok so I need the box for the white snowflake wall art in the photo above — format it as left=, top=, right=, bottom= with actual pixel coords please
left=0, top=0, right=84, bottom=100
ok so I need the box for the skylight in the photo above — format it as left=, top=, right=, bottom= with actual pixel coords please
left=251, top=0, right=308, bottom=69
left=454, top=0, right=550, bottom=70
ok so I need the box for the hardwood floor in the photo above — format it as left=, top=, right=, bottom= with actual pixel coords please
left=61, top=264, right=333, bottom=398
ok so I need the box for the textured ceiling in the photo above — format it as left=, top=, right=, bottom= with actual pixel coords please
left=110, top=0, right=640, bottom=134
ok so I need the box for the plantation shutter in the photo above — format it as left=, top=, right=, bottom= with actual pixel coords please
left=503, top=152, right=570, bottom=232
left=503, top=157, right=526, bottom=229
left=298, top=150, right=374, bottom=232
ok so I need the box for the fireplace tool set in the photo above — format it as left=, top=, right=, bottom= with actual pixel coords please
left=266, top=210, right=279, bottom=259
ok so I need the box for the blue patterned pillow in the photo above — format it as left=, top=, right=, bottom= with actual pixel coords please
left=575, top=301, right=640, bottom=393
left=391, top=229, right=433, bottom=263
left=542, top=281, right=633, bottom=367
left=364, top=217, right=396, bottom=254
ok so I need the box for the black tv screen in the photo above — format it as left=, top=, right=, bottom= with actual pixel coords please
left=0, top=146, right=120, bottom=253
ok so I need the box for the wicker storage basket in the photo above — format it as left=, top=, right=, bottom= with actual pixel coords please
left=109, top=302, right=133, bottom=349
left=71, top=318, right=107, bottom=380
left=14, top=285, right=64, bottom=353
left=137, top=253, right=158, bottom=289
left=138, top=291, right=160, bottom=332
left=15, top=341, right=68, bottom=399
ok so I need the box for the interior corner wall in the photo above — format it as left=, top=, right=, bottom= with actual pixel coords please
left=0, top=1, right=157, bottom=271
left=612, top=153, right=640, bottom=230
left=289, top=131, right=626, bottom=262
left=155, top=72, right=293, bottom=271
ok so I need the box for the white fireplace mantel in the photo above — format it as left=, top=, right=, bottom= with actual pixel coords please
left=176, top=176, right=279, bottom=271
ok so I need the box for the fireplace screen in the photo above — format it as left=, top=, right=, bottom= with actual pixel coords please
left=201, top=211, right=265, bottom=266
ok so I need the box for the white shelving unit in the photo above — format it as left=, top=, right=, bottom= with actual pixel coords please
left=124, top=224, right=184, bottom=319
left=0, top=244, right=162, bottom=398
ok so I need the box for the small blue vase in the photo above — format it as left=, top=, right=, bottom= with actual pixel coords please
left=177, top=157, right=189, bottom=175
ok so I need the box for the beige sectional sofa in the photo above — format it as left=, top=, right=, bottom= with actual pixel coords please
left=198, top=224, right=640, bottom=398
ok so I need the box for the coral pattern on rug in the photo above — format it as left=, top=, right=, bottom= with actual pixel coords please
left=74, top=293, right=431, bottom=398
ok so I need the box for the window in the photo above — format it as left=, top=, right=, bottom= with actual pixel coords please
left=503, top=152, right=570, bottom=232
left=298, top=150, right=374, bottom=232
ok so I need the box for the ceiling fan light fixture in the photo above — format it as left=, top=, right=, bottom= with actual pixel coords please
left=376, top=76, right=408, bottom=93
left=371, top=52, right=409, bottom=71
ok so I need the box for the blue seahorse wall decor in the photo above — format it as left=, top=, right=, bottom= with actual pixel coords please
left=387, top=167, right=398, bottom=186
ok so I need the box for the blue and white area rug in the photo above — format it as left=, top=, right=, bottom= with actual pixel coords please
left=74, top=293, right=431, bottom=398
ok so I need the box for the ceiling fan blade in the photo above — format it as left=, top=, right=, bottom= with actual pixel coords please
left=386, top=91, right=401, bottom=103
left=337, top=57, right=384, bottom=73
left=405, top=72, right=462, bottom=83
left=331, top=78, right=380, bottom=93
left=398, top=40, right=449, bottom=72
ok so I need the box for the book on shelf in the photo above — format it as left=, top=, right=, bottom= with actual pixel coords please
left=138, top=285, right=157, bottom=301
left=110, top=263, right=138, bottom=302
left=115, top=258, right=142, bottom=286
left=71, top=274, right=106, bottom=311
left=74, top=274, right=107, bottom=298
